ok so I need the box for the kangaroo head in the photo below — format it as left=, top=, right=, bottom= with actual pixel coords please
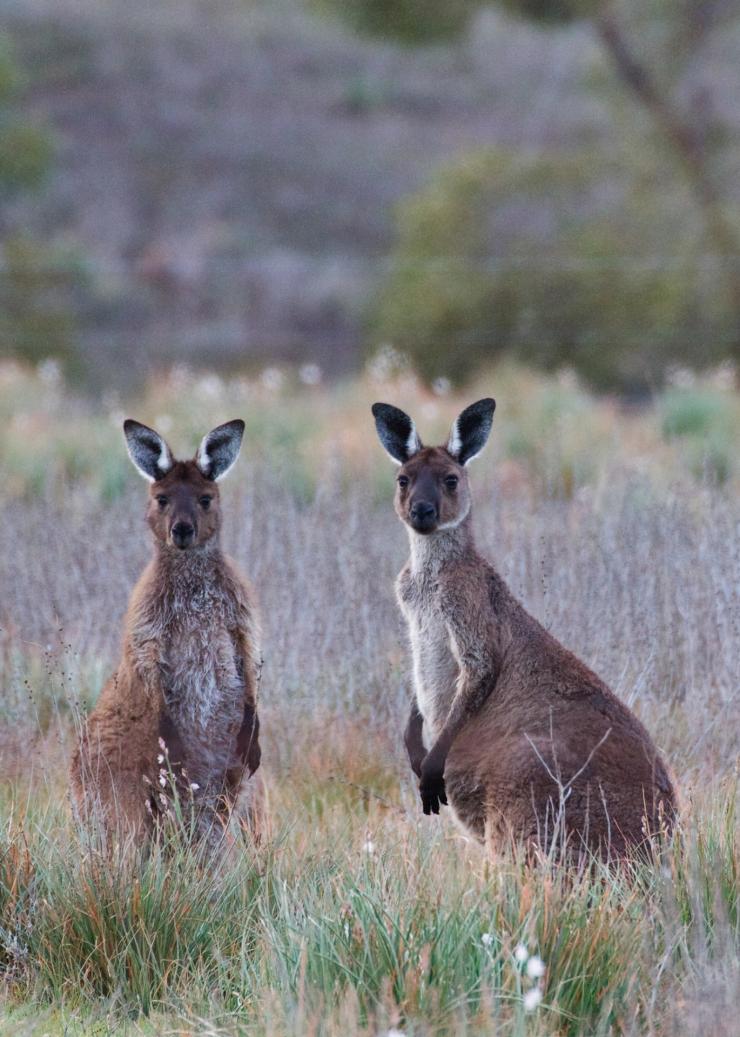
left=372, top=399, right=495, bottom=535
left=123, top=419, right=245, bottom=550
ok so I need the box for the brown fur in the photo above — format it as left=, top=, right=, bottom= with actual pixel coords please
left=70, top=428, right=262, bottom=850
left=376, top=404, right=676, bottom=861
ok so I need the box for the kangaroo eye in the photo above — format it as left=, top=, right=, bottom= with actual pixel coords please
left=397, top=475, right=409, bottom=489
left=199, top=496, right=213, bottom=510
left=155, top=495, right=168, bottom=508
left=444, top=476, right=459, bottom=490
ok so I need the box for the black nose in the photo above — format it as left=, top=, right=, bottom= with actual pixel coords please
left=410, top=502, right=436, bottom=523
left=171, top=522, right=195, bottom=547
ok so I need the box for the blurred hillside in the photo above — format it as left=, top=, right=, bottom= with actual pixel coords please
left=0, top=0, right=739, bottom=389
left=0, top=0, right=612, bottom=382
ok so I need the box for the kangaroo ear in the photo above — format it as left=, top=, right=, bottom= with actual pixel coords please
left=123, top=419, right=174, bottom=482
left=371, top=403, right=422, bottom=464
left=196, top=420, right=245, bottom=481
left=447, top=398, right=496, bottom=466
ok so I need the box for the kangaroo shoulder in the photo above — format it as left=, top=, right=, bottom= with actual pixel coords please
left=221, top=556, right=261, bottom=652
left=221, top=555, right=256, bottom=609
left=438, top=557, right=494, bottom=617
left=125, top=560, right=164, bottom=638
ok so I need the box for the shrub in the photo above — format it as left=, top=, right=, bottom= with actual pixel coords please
left=370, top=147, right=734, bottom=392
left=0, top=38, right=51, bottom=192
left=314, top=0, right=479, bottom=44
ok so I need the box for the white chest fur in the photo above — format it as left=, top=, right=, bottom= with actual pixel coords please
left=397, top=573, right=459, bottom=739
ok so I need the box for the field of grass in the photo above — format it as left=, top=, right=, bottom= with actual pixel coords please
left=1, top=360, right=738, bottom=1035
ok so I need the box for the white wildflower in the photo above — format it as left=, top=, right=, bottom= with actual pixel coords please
left=557, top=366, right=578, bottom=390
left=159, top=774, right=167, bottom=788
left=481, top=932, right=494, bottom=948
left=366, top=344, right=408, bottom=382
left=363, top=839, right=375, bottom=855
left=168, top=364, right=190, bottom=390
left=190, top=782, right=200, bottom=792
left=526, top=955, right=546, bottom=979
left=196, top=373, right=222, bottom=399
left=37, top=358, right=62, bottom=386
left=710, top=360, right=736, bottom=391
left=261, top=366, right=283, bottom=391
left=523, top=986, right=542, bottom=1012
left=299, top=363, right=322, bottom=386
left=666, top=365, right=695, bottom=389
left=154, top=414, right=173, bottom=434
left=157, top=754, right=165, bottom=764
left=514, top=943, right=529, bottom=963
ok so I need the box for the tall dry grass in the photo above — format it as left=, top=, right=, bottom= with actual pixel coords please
left=0, top=362, right=738, bottom=1035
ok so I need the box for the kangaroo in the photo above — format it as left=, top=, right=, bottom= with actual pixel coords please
left=70, top=419, right=262, bottom=848
left=372, top=398, right=676, bottom=860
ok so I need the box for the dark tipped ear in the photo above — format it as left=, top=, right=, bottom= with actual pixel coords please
left=371, top=403, right=422, bottom=464
left=196, top=420, right=245, bottom=481
left=447, top=398, right=496, bottom=466
left=123, top=419, right=174, bottom=482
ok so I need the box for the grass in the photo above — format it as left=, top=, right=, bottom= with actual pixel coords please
left=1, top=758, right=737, bottom=1035
left=0, top=359, right=738, bottom=1034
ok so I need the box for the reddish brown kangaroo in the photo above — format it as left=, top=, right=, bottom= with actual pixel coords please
left=372, top=399, right=675, bottom=861
left=70, top=419, right=262, bottom=848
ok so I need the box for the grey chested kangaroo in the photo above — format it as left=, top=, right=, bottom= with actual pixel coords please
left=70, top=419, right=262, bottom=848
left=372, top=399, right=675, bottom=860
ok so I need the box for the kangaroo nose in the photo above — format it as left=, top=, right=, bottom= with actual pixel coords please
left=171, top=521, right=195, bottom=547
left=411, top=502, right=436, bottom=522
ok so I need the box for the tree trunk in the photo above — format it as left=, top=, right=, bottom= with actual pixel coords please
left=596, top=9, right=740, bottom=365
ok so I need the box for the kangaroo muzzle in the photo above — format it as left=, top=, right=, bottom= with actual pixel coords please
left=409, top=500, right=438, bottom=533
left=170, top=520, right=196, bottom=549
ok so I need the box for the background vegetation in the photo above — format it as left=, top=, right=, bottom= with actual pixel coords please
left=1, top=0, right=739, bottom=391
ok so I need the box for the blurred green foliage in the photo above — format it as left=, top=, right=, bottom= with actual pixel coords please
left=314, top=0, right=479, bottom=44
left=659, top=386, right=737, bottom=483
left=315, top=0, right=605, bottom=45
left=0, top=120, right=51, bottom=192
left=0, top=38, right=51, bottom=192
left=316, top=0, right=607, bottom=44
left=497, top=0, right=602, bottom=24
left=0, top=238, right=85, bottom=374
left=0, top=37, right=86, bottom=374
left=370, top=147, right=735, bottom=392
